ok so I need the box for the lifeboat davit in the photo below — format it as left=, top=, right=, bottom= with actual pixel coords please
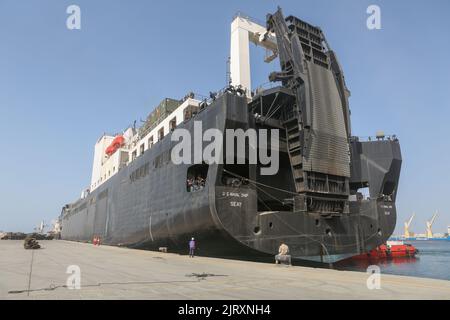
left=350, top=241, right=418, bottom=260
left=105, top=135, right=125, bottom=156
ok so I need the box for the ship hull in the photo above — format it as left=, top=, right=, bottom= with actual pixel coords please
left=62, top=92, right=401, bottom=263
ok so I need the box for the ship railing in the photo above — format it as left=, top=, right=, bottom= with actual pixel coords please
left=96, top=132, right=122, bottom=141
left=198, top=84, right=248, bottom=106
left=253, top=81, right=279, bottom=93
left=137, top=93, right=205, bottom=139
left=351, top=134, right=399, bottom=142
left=195, top=80, right=282, bottom=108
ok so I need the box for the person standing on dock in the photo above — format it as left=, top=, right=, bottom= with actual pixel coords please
left=189, top=237, right=196, bottom=258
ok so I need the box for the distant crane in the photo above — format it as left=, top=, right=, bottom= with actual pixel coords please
left=426, top=212, right=438, bottom=239
left=404, top=213, right=415, bottom=238
left=34, top=220, right=47, bottom=234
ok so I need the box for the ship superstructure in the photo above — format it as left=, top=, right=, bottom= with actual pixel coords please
left=61, top=8, right=402, bottom=263
left=88, top=97, right=200, bottom=194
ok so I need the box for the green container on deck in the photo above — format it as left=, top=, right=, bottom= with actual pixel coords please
left=139, top=98, right=181, bottom=138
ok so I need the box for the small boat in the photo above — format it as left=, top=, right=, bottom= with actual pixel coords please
left=350, top=241, right=418, bottom=260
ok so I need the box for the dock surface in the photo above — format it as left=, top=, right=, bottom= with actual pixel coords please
left=1, top=240, right=449, bottom=300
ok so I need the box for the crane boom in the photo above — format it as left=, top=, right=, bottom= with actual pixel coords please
left=430, top=212, right=438, bottom=226
left=406, top=213, right=415, bottom=227
left=426, top=212, right=438, bottom=238
left=404, top=213, right=415, bottom=238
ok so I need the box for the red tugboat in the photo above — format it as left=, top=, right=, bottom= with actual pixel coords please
left=351, top=241, right=418, bottom=260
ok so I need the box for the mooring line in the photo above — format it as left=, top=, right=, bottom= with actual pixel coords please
left=27, top=249, right=35, bottom=297
left=9, top=279, right=202, bottom=295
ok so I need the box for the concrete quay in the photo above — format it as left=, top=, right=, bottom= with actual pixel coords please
left=1, top=240, right=449, bottom=300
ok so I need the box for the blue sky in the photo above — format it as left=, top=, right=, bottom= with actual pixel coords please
left=0, top=0, right=449, bottom=234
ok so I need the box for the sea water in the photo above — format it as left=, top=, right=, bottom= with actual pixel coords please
left=335, top=240, right=450, bottom=281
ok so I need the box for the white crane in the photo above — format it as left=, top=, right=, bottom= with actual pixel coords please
left=34, top=220, right=47, bottom=234
left=404, top=213, right=415, bottom=239
left=230, top=12, right=278, bottom=98
left=426, top=212, right=438, bottom=239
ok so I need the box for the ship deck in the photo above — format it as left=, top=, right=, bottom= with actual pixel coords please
left=1, top=240, right=449, bottom=300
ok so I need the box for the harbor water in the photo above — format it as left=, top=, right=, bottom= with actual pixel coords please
left=335, top=240, right=450, bottom=281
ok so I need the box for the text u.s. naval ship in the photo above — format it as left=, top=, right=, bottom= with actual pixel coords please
left=60, top=8, right=402, bottom=263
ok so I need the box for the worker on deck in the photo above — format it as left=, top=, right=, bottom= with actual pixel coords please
left=275, top=241, right=291, bottom=266
left=189, top=237, right=196, bottom=258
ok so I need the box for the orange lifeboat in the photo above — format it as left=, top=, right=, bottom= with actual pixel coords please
left=349, top=241, right=418, bottom=260
left=105, top=135, right=125, bottom=156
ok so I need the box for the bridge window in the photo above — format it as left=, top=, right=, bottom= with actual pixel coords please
left=169, top=117, right=176, bottom=132
left=158, top=127, right=164, bottom=141
left=183, top=105, right=199, bottom=121
left=184, top=109, right=190, bottom=121
left=148, top=136, right=154, bottom=149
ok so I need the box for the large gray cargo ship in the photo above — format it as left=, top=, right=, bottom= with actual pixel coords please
left=61, top=8, right=402, bottom=263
